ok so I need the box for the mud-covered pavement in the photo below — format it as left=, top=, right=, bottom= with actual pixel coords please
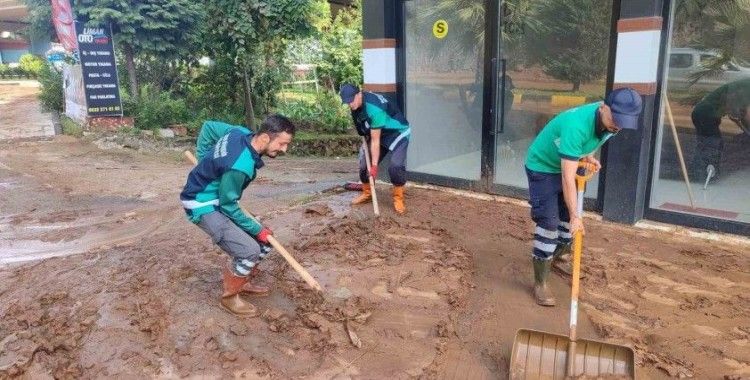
left=0, top=135, right=748, bottom=379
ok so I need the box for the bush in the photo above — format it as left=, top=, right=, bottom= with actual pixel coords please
left=61, top=116, right=83, bottom=137
left=130, top=85, right=191, bottom=130
left=186, top=58, right=242, bottom=116
left=288, top=132, right=359, bottom=157
left=37, top=63, right=64, bottom=112
left=18, top=54, right=45, bottom=78
left=119, top=89, right=138, bottom=118
left=275, top=90, right=351, bottom=134
left=0, top=66, right=30, bottom=79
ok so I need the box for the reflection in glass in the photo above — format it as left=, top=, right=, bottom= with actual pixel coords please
left=652, top=0, right=750, bottom=223
left=492, top=0, right=612, bottom=199
left=404, top=0, right=485, bottom=180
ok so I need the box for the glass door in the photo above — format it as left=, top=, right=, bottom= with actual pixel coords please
left=490, top=0, right=614, bottom=199
left=404, top=0, right=486, bottom=181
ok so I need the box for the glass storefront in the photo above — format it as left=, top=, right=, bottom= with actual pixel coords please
left=651, top=0, right=750, bottom=224
left=403, top=0, right=613, bottom=196
left=492, top=0, right=613, bottom=198
left=404, top=0, right=485, bottom=180
left=397, top=0, right=748, bottom=232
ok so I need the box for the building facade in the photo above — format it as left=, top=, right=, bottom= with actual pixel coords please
left=362, top=0, right=750, bottom=235
left=0, top=0, right=50, bottom=65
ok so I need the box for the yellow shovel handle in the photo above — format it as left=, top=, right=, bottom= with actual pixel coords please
left=567, top=161, right=594, bottom=376
left=575, top=161, right=597, bottom=189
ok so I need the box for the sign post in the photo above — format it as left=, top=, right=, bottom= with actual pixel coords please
left=75, top=23, right=123, bottom=117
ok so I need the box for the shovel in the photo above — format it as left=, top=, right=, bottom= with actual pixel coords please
left=510, top=162, right=635, bottom=379
left=360, top=137, right=380, bottom=217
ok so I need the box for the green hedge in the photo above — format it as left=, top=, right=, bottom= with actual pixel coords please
left=0, top=64, right=36, bottom=79
left=288, top=132, right=359, bottom=157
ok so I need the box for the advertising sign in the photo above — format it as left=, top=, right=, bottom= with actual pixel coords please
left=75, top=23, right=123, bottom=117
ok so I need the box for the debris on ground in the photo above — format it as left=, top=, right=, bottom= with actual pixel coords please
left=0, top=136, right=748, bottom=378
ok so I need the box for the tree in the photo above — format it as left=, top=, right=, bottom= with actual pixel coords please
left=673, top=0, right=750, bottom=84
left=74, top=0, right=204, bottom=99
left=20, top=0, right=56, bottom=43
left=318, top=0, right=362, bottom=89
left=200, top=0, right=316, bottom=129
left=526, top=0, right=610, bottom=91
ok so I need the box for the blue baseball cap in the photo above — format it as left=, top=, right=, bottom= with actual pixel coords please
left=339, top=83, right=359, bottom=104
left=605, top=88, right=643, bottom=130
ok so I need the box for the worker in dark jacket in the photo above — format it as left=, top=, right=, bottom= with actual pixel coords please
left=340, top=84, right=411, bottom=214
left=691, top=78, right=750, bottom=182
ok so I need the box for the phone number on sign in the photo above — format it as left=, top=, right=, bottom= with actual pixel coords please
left=88, top=106, right=121, bottom=113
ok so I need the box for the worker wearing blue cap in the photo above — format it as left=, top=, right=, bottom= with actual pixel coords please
left=339, top=84, right=411, bottom=214
left=524, top=87, right=643, bottom=306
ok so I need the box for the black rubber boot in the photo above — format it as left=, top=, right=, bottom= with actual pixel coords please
left=693, top=135, right=723, bottom=181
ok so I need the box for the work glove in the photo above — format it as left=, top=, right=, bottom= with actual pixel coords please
left=369, top=165, right=378, bottom=179
left=256, top=227, right=273, bottom=244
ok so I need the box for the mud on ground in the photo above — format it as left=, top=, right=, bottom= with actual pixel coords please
left=0, top=136, right=749, bottom=379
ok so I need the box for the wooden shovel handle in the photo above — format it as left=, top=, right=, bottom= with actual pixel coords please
left=183, top=150, right=323, bottom=292
left=267, top=236, right=323, bottom=292
left=361, top=137, right=380, bottom=217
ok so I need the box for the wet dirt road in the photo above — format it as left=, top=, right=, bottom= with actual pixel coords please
left=0, top=135, right=748, bottom=379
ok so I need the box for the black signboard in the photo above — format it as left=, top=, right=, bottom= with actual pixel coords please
left=75, top=22, right=123, bottom=117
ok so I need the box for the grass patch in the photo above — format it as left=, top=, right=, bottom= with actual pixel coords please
left=294, top=131, right=357, bottom=140
left=61, top=116, right=83, bottom=137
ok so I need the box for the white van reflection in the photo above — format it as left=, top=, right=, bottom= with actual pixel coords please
left=667, top=48, right=750, bottom=91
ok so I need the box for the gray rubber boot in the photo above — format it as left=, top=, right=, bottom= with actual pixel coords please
left=533, top=258, right=556, bottom=307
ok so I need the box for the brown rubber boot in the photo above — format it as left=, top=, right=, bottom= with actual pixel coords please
left=533, top=259, right=556, bottom=306
left=241, top=266, right=270, bottom=296
left=552, top=243, right=585, bottom=279
left=392, top=186, right=406, bottom=214
left=220, top=266, right=258, bottom=316
left=351, top=184, right=372, bottom=205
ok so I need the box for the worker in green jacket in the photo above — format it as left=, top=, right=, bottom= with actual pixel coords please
left=180, top=116, right=295, bottom=316
left=524, top=88, right=642, bottom=306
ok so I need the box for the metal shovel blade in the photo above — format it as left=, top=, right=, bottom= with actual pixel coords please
left=510, top=329, right=635, bottom=380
